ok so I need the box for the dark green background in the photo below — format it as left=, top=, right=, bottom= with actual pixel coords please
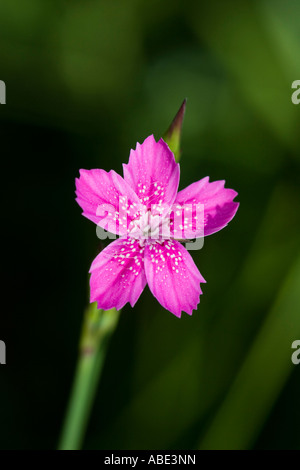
left=0, top=0, right=300, bottom=449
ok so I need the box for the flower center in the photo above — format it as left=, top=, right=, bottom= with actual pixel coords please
left=128, top=207, right=170, bottom=245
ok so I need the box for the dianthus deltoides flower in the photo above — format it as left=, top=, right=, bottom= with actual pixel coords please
left=76, top=135, right=239, bottom=317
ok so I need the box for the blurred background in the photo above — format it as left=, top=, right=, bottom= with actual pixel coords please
left=0, top=0, right=300, bottom=450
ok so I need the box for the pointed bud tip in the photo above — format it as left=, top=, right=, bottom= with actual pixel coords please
left=165, top=99, right=186, bottom=138
left=162, top=99, right=187, bottom=162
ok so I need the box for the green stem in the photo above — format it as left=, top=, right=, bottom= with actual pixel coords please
left=58, top=304, right=120, bottom=450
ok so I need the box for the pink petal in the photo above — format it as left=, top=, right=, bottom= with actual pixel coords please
left=144, top=240, right=206, bottom=317
left=123, top=135, right=180, bottom=214
left=174, top=177, right=239, bottom=238
left=75, top=169, right=141, bottom=235
left=89, top=237, right=146, bottom=310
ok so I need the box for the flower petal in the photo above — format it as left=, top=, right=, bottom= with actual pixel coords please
left=123, top=135, right=180, bottom=213
left=144, top=240, right=205, bottom=317
left=174, top=177, right=239, bottom=237
left=75, top=169, right=141, bottom=235
left=90, top=237, right=146, bottom=310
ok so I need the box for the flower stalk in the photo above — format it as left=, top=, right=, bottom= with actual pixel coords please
left=58, top=304, right=120, bottom=450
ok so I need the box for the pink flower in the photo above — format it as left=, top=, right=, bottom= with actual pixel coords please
left=75, top=135, right=239, bottom=317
